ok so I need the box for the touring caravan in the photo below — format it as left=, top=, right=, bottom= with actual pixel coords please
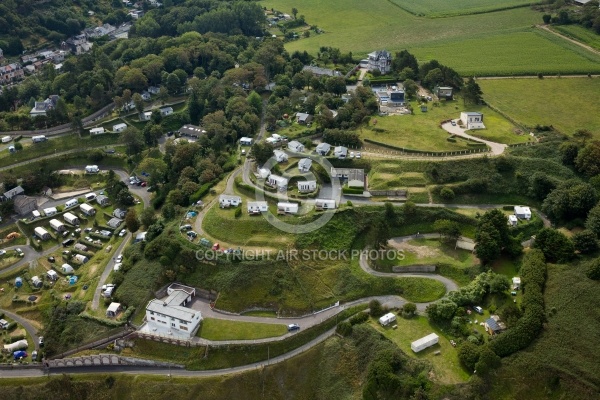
left=1, top=136, right=12, bottom=143
left=65, top=199, right=78, bottom=209
left=63, top=212, right=79, bottom=226
left=80, top=203, right=95, bottom=216
left=43, top=207, right=58, bottom=216
left=34, top=227, right=51, bottom=241
left=49, top=219, right=66, bottom=232
left=379, top=312, right=397, bottom=326
left=32, top=135, right=47, bottom=143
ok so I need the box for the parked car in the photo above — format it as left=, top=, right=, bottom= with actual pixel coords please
left=47, top=256, right=55, bottom=263
left=287, top=324, right=300, bottom=332
left=349, top=151, right=355, bottom=158
left=180, top=224, right=192, bottom=231
left=451, top=120, right=457, bottom=126
left=141, top=182, right=147, bottom=187
left=187, top=231, right=198, bottom=238
left=212, top=243, right=220, bottom=251
left=39, top=336, right=44, bottom=346
left=13, top=350, right=28, bottom=360
left=84, top=227, right=92, bottom=233
left=355, top=152, right=361, bottom=159
left=0, top=250, right=6, bottom=256
left=116, top=254, right=123, bottom=263
left=474, top=306, right=484, bottom=314
left=32, top=350, right=38, bottom=361
left=85, top=236, right=93, bottom=242
left=15, top=248, right=24, bottom=257
left=119, top=229, right=127, bottom=237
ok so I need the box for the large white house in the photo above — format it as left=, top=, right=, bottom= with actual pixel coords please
left=145, top=284, right=202, bottom=339
left=367, top=50, right=392, bottom=74
left=460, top=112, right=485, bottom=130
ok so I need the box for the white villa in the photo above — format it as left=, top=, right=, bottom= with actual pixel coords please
left=460, top=112, right=485, bottom=130
left=145, top=284, right=202, bottom=339
left=367, top=50, right=392, bottom=74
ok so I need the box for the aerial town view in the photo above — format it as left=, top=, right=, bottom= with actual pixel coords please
left=0, top=0, right=599, bottom=398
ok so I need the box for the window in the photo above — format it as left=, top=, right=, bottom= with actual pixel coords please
left=180, top=326, right=188, bottom=331
left=180, top=320, right=187, bottom=325
left=171, top=323, right=176, bottom=327
left=150, top=317, right=155, bottom=321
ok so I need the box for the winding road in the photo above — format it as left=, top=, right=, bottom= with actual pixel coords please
left=0, top=307, right=40, bottom=351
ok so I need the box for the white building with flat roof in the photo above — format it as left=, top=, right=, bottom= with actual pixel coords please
left=145, top=284, right=202, bottom=338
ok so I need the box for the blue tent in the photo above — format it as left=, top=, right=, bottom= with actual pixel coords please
left=69, top=276, right=78, bottom=285
left=14, top=277, right=23, bottom=288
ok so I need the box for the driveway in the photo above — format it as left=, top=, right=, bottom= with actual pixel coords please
left=441, top=121, right=506, bottom=156
left=0, top=307, right=40, bottom=350
left=91, top=232, right=131, bottom=311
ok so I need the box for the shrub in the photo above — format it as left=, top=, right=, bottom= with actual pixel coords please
left=336, top=321, right=353, bottom=336
left=402, top=302, right=417, bottom=318
left=440, top=187, right=455, bottom=201
left=585, top=258, right=600, bottom=280
left=349, top=311, right=369, bottom=325
left=368, top=299, right=385, bottom=317
left=572, top=230, right=598, bottom=254
left=234, top=208, right=242, bottom=219
left=533, top=228, right=574, bottom=263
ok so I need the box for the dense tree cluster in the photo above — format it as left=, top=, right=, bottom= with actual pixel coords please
left=474, top=209, right=522, bottom=264
left=542, top=1, right=600, bottom=34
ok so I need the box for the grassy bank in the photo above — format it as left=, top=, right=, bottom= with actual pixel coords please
left=197, top=318, right=287, bottom=340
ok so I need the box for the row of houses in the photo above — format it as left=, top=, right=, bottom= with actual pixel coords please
left=139, top=106, right=173, bottom=121
left=220, top=194, right=337, bottom=215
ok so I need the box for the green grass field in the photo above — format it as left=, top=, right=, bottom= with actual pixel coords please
left=262, top=0, right=600, bottom=75
left=480, top=77, right=600, bottom=136
left=361, top=100, right=526, bottom=151
left=197, top=318, right=287, bottom=340
left=370, top=316, right=471, bottom=384
left=553, top=24, right=600, bottom=52
left=390, top=0, right=538, bottom=17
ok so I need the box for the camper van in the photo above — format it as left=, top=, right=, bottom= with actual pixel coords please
left=1, top=136, right=12, bottom=143
left=32, top=135, right=47, bottom=143
left=85, top=165, right=99, bottom=174
left=65, top=199, right=78, bottom=209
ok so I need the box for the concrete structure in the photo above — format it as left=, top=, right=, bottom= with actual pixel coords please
left=331, top=168, right=365, bottom=188
left=80, top=203, right=96, bottom=216
left=379, top=312, right=397, bottom=326
left=411, top=333, right=439, bottom=353
left=113, top=123, right=127, bottom=133
left=145, top=284, right=202, bottom=338
left=13, top=195, right=37, bottom=216
left=514, top=206, right=531, bottom=220
left=316, top=142, right=331, bottom=156
left=298, top=158, right=312, bottom=172
left=297, top=180, right=317, bottom=193
left=460, top=112, right=485, bottom=130
left=277, top=202, right=299, bottom=215
left=267, top=174, right=288, bottom=191
left=287, top=140, right=305, bottom=153
left=247, top=201, right=268, bottom=214
left=219, top=195, right=241, bottom=208
left=333, top=146, right=348, bottom=159
left=315, top=199, right=337, bottom=210
left=34, top=227, right=51, bottom=241
left=367, top=50, right=392, bottom=74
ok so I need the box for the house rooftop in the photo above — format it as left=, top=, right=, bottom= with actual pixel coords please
left=146, top=299, right=198, bottom=322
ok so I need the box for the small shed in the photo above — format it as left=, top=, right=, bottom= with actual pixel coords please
left=411, top=333, right=439, bottom=353
left=379, top=312, right=397, bottom=326
left=61, top=264, right=75, bottom=274
left=106, top=302, right=122, bottom=318
left=46, top=270, right=58, bottom=281
left=63, top=212, right=79, bottom=226
left=31, top=276, right=43, bottom=288
left=49, top=218, right=66, bottom=232
left=32, top=210, right=41, bottom=219
left=34, top=227, right=51, bottom=241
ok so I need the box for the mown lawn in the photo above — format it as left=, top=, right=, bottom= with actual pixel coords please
left=480, top=77, right=600, bottom=137
left=376, top=238, right=479, bottom=270
left=369, top=316, right=470, bottom=384
left=360, top=100, right=525, bottom=151
left=197, top=318, right=287, bottom=340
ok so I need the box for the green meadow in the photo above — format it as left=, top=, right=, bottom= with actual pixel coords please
left=262, top=0, right=600, bottom=75
left=390, top=0, right=539, bottom=17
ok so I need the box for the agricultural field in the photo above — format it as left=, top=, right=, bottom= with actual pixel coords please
left=480, top=77, right=600, bottom=137
left=489, top=262, right=600, bottom=399
left=389, top=0, right=539, bottom=17
left=552, top=24, right=600, bottom=52
left=370, top=316, right=470, bottom=384
left=262, top=0, right=600, bottom=75
left=197, top=318, right=287, bottom=340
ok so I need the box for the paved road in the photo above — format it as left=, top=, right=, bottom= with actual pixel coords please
left=0, top=307, right=40, bottom=350
left=91, top=233, right=131, bottom=311
left=0, top=244, right=59, bottom=276
left=441, top=121, right=507, bottom=156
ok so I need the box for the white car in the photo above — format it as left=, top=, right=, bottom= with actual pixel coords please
left=85, top=236, right=93, bottom=242
left=101, top=284, right=115, bottom=292
left=116, top=254, right=123, bottom=263
left=349, top=151, right=355, bottom=158
left=0, top=250, right=6, bottom=256
left=113, top=263, right=122, bottom=271
left=119, top=229, right=126, bottom=237
left=355, top=152, right=361, bottom=159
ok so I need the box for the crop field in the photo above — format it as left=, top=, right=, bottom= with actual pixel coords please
left=262, top=0, right=600, bottom=75
left=552, top=25, right=600, bottom=52
left=480, top=77, right=600, bottom=137
left=389, top=0, right=538, bottom=17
